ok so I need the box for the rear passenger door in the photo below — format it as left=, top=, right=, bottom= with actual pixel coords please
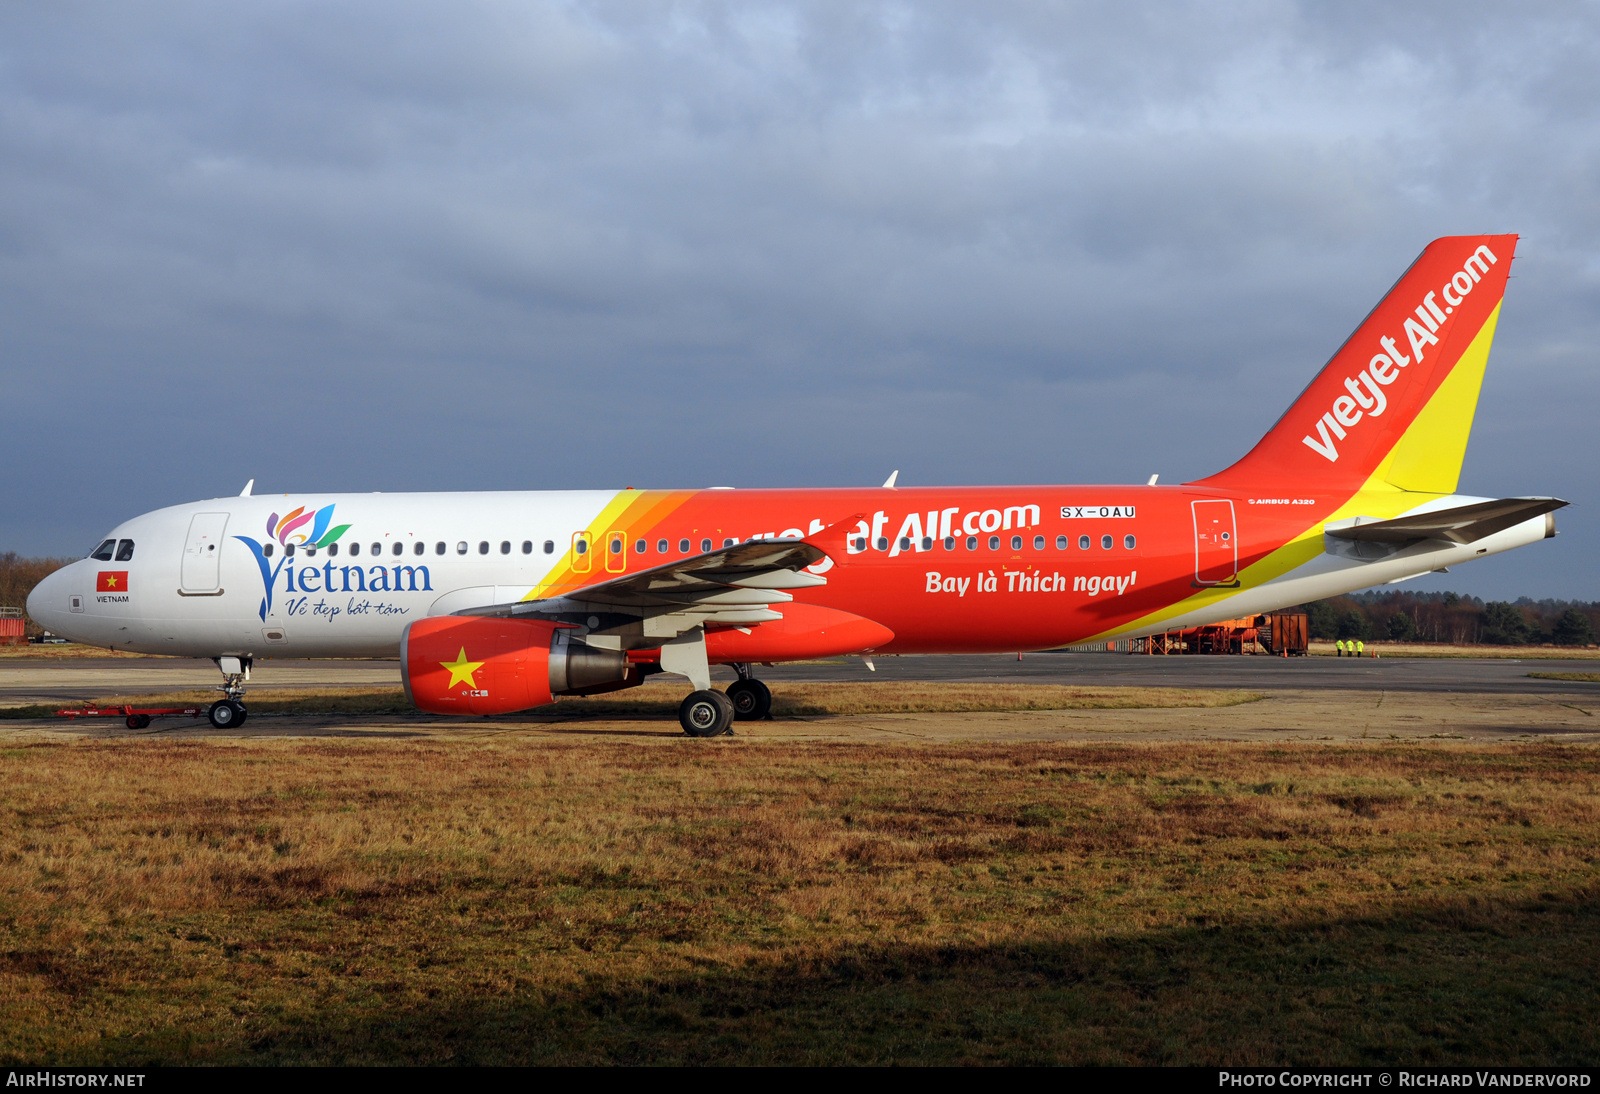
left=1191, top=499, right=1238, bottom=586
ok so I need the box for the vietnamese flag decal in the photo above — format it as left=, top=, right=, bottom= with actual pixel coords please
left=97, top=571, right=128, bottom=592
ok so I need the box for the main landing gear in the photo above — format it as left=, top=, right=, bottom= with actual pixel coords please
left=663, top=630, right=772, bottom=736
left=675, top=664, right=773, bottom=737
left=726, top=664, right=773, bottom=721
left=208, top=655, right=251, bottom=729
left=679, top=690, right=735, bottom=737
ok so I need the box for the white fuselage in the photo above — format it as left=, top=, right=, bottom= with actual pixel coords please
left=28, top=492, right=617, bottom=658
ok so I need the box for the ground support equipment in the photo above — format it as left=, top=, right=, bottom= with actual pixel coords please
left=55, top=704, right=206, bottom=730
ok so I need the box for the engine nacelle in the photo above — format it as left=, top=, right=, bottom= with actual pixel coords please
left=401, top=616, right=629, bottom=716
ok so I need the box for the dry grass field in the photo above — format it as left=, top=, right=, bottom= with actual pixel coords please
left=1, top=731, right=1596, bottom=1065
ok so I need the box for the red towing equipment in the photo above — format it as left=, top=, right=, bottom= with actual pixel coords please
left=55, top=704, right=205, bottom=730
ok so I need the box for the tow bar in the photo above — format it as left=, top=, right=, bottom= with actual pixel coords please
left=55, top=704, right=206, bottom=730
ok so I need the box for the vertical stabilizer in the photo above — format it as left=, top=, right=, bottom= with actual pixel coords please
left=1195, top=234, right=1516, bottom=496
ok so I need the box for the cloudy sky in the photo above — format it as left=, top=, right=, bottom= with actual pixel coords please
left=3, top=1, right=1596, bottom=598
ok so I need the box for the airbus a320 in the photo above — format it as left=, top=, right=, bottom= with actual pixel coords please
left=29, top=235, right=1563, bottom=736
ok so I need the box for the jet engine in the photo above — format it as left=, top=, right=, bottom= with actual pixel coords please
left=401, top=616, right=629, bottom=716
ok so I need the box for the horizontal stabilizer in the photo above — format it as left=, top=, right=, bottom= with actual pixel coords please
left=1324, top=497, right=1566, bottom=545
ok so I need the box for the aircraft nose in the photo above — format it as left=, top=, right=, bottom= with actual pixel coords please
left=26, top=565, right=71, bottom=634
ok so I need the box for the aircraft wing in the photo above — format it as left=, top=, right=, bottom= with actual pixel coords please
left=1324, top=497, right=1567, bottom=545
left=458, top=537, right=831, bottom=630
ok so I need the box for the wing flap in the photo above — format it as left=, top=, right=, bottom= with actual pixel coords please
left=458, top=537, right=829, bottom=628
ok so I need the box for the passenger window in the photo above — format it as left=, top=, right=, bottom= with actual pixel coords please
left=1033, top=535, right=1045, bottom=550
left=1011, top=535, right=1022, bottom=550
left=478, top=541, right=489, bottom=555
left=921, top=537, right=933, bottom=551
left=635, top=539, right=647, bottom=554
left=723, top=538, right=735, bottom=548
left=852, top=537, right=867, bottom=551
left=610, top=539, right=622, bottom=554
left=457, top=542, right=468, bottom=555
left=900, top=537, right=912, bottom=551
left=286, top=544, right=296, bottom=558
left=394, top=543, right=404, bottom=556
left=966, top=536, right=977, bottom=550
left=347, top=542, right=357, bottom=557
left=988, top=536, right=999, bottom=550
left=263, top=543, right=274, bottom=558
left=370, top=543, right=380, bottom=556
left=328, top=543, right=339, bottom=557
left=1125, top=534, right=1137, bottom=550
left=701, top=539, right=712, bottom=552
left=943, top=536, right=955, bottom=550
left=657, top=539, right=669, bottom=554
left=521, top=541, right=532, bottom=555
left=437, top=543, right=447, bottom=555
left=500, top=541, right=511, bottom=554
left=303, top=547, right=316, bottom=558
left=414, top=542, right=425, bottom=555
left=1078, top=535, right=1090, bottom=550
left=89, top=539, right=115, bottom=561
left=1101, top=535, right=1113, bottom=550
left=575, top=539, right=588, bottom=554
left=1056, top=535, right=1067, bottom=550
left=876, top=537, right=889, bottom=551
left=115, top=539, right=135, bottom=562
left=679, top=539, right=690, bottom=553
left=543, top=541, right=554, bottom=554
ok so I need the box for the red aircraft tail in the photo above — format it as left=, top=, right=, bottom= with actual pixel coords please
left=1195, top=234, right=1517, bottom=497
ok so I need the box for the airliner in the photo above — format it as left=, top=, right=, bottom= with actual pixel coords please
left=28, top=234, right=1564, bottom=736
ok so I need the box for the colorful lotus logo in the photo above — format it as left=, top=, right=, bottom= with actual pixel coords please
left=266, top=505, right=350, bottom=550
left=235, top=504, right=351, bottom=621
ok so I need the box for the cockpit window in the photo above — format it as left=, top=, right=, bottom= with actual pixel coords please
left=114, top=540, right=135, bottom=562
left=89, top=539, right=115, bottom=561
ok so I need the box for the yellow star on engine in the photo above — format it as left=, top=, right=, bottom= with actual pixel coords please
left=440, top=647, right=484, bottom=689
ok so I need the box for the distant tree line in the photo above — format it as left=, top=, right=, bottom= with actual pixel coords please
left=0, top=553, right=75, bottom=636
left=1297, top=589, right=1599, bottom=647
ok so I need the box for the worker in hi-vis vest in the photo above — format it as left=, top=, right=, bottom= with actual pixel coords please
left=1335, top=639, right=1344, bottom=657
left=1356, top=640, right=1365, bottom=657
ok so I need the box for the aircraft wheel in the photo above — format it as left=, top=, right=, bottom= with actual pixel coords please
left=207, top=700, right=241, bottom=729
left=726, top=678, right=772, bottom=721
left=233, top=705, right=248, bottom=727
left=679, top=690, right=735, bottom=738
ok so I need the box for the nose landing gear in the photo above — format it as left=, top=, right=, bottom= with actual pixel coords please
left=209, top=654, right=252, bottom=729
left=208, top=699, right=246, bottom=728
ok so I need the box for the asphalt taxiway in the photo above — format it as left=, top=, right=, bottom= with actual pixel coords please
left=2, top=651, right=1598, bottom=705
